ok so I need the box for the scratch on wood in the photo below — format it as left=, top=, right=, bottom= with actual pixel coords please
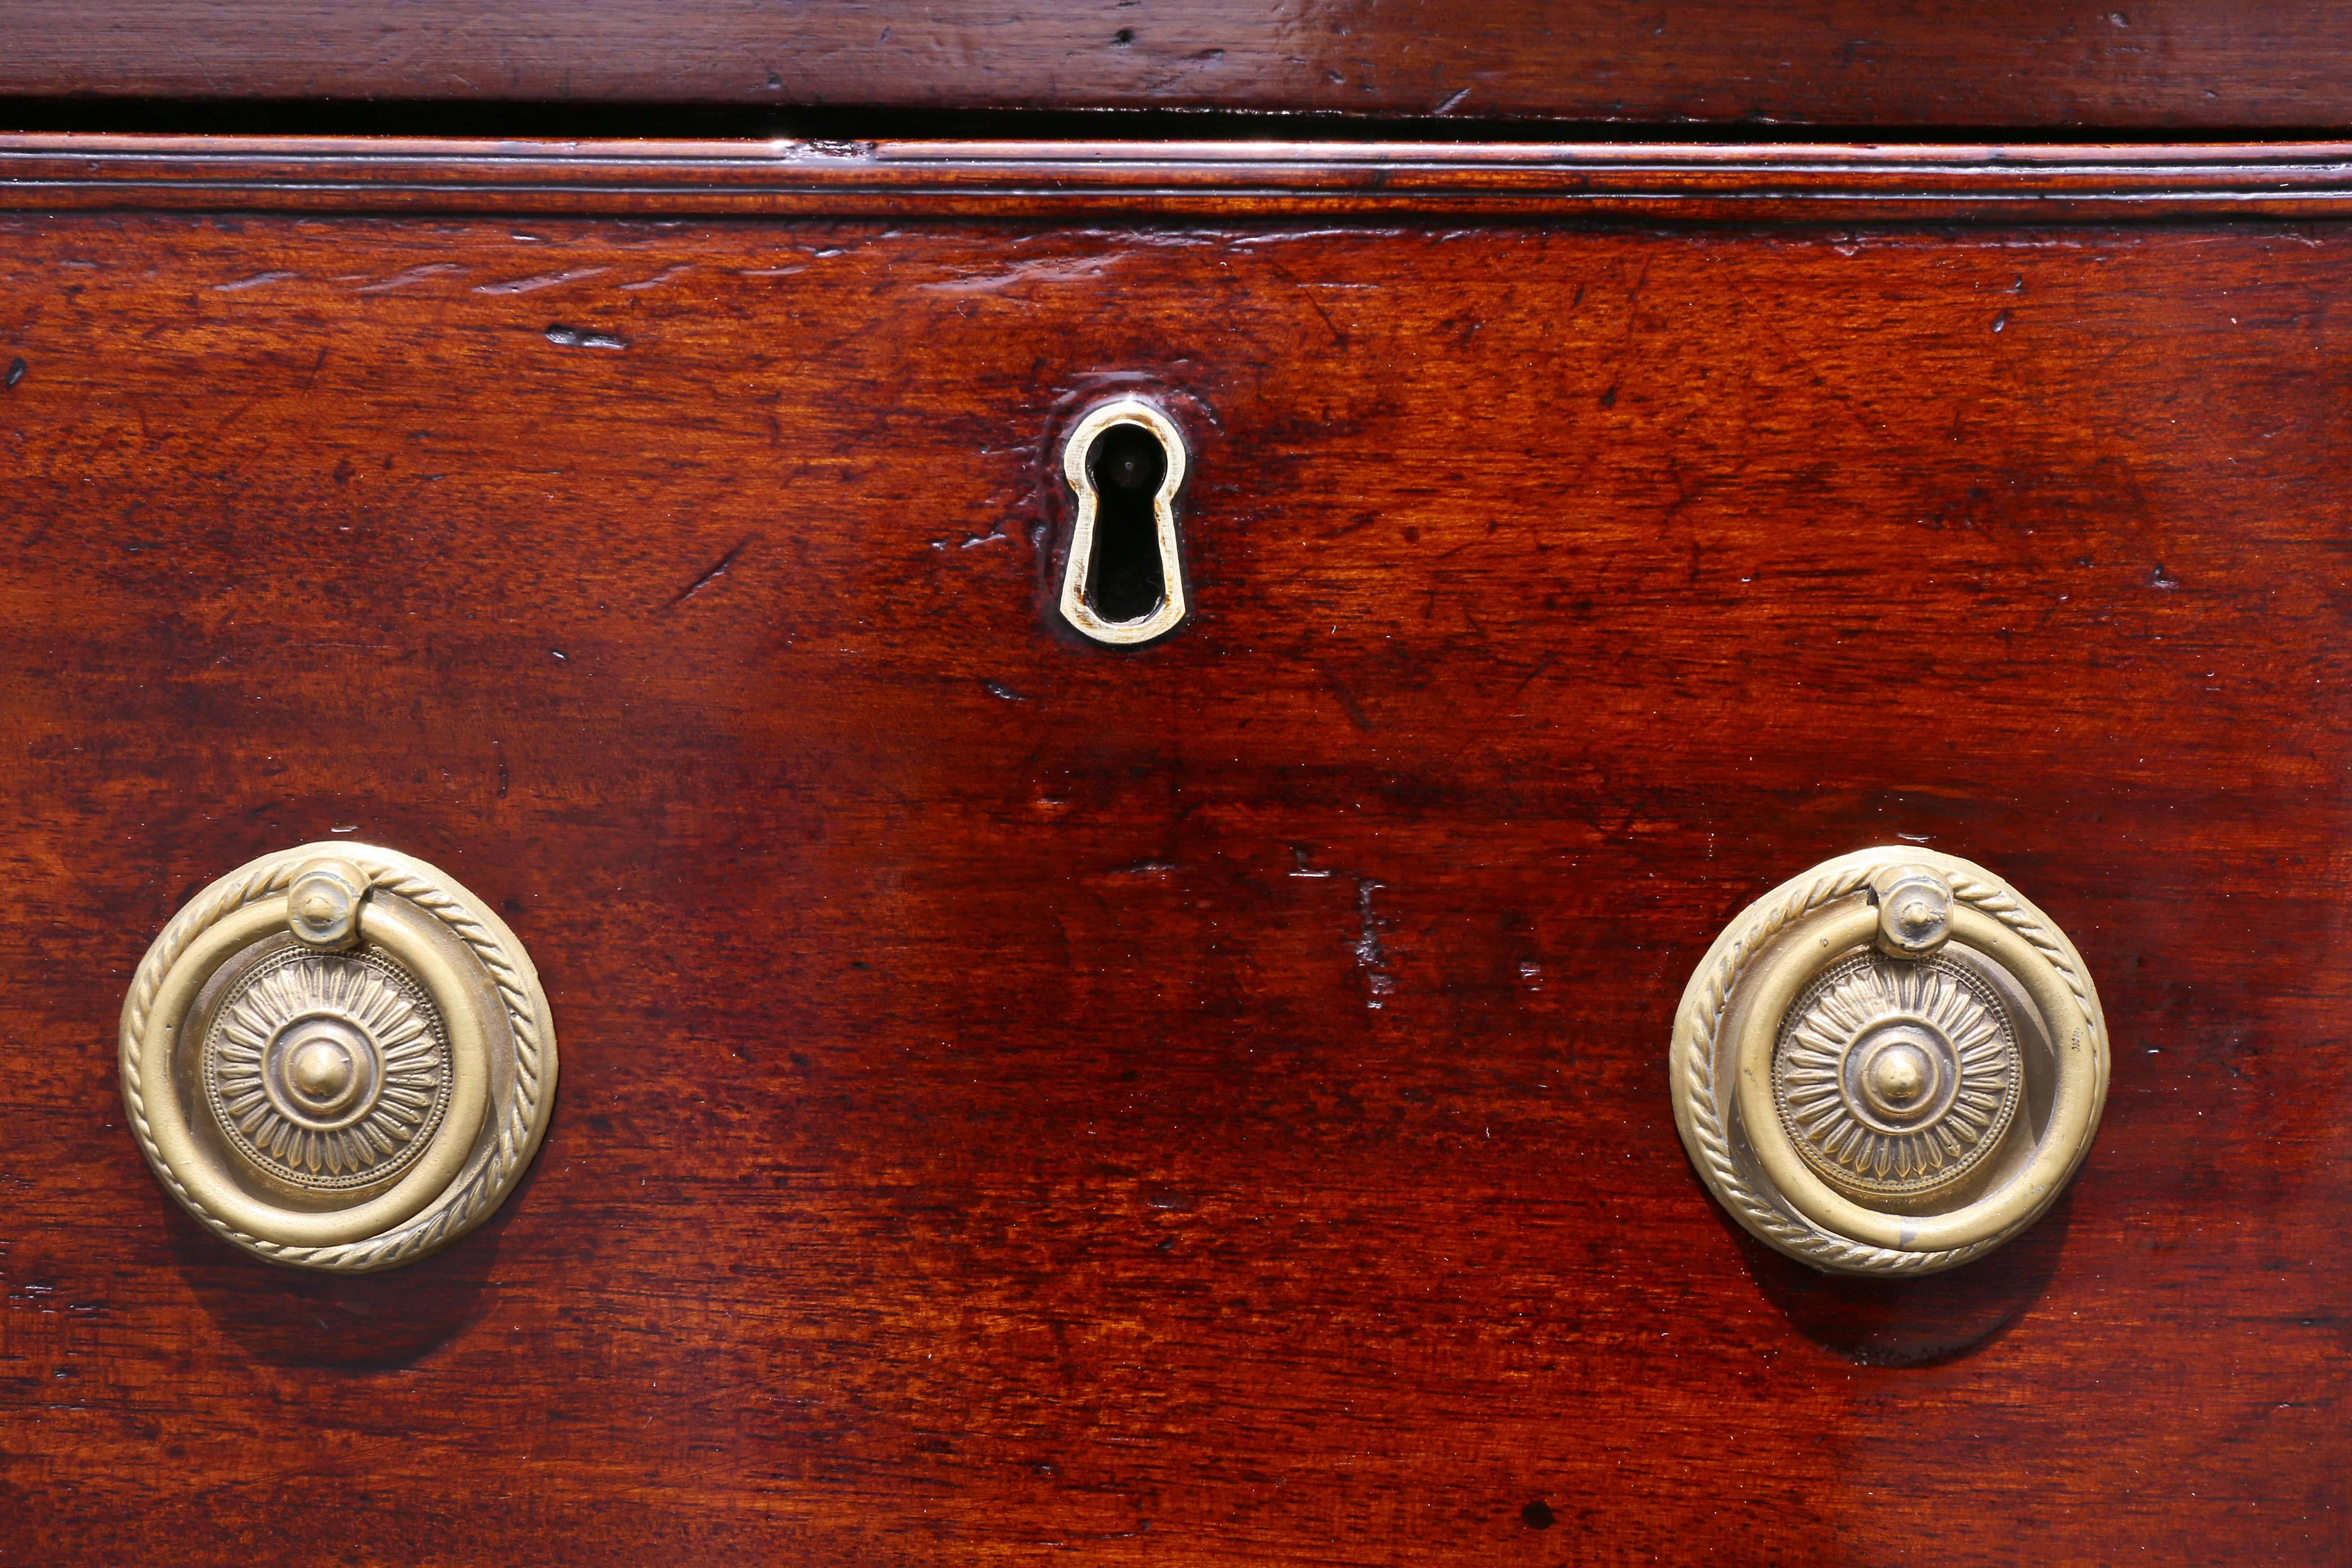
left=357, top=263, right=465, bottom=294
left=474, top=268, right=611, bottom=296
left=1290, top=851, right=1394, bottom=1007
left=212, top=271, right=298, bottom=292
left=1354, top=878, right=1395, bottom=1008
left=917, top=253, right=1129, bottom=296
left=667, top=536, right=756, bottom=610
left=620, top=264, right=694, bottom=292
left=544, top=325, right=630, bottom=351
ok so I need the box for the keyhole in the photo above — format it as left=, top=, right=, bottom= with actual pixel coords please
left=1055, top=399, right=1189, bottom=646
left=1084, top=423, right=1169, bottom=624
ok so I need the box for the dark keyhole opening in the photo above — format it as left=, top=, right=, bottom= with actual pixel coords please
left=1084, top=422, right=1170, bottom=624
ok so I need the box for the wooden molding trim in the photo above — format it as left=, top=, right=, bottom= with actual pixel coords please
left=6, top=136, right=2352, bottom=221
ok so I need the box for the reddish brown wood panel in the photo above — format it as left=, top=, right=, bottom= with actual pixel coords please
left=1, top=0, right=2351, bottom=129
left=0, top=195, right=2348, bottom=1563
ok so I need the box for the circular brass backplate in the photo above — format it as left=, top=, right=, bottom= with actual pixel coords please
left=1774, top=950, right=2022, bottom=1204
left=1669, top=847, right=2108, bottom=1276
left=119, top=842, right=557, bottom=1272
left=203, top=942, right=455, bottom=1193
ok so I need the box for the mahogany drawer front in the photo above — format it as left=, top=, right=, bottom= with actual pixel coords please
left=2, top=143, right=2348, bottom=1563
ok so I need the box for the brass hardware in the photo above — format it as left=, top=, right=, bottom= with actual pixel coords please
left=1056, top=397, right=1189, bottom=645
left=1670, top=847, right=2108, bottom=1275
left=119, top=842, right=557, bottom=1272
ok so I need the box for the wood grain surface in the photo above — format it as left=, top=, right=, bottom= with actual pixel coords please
left=0, top=166, right=2347, bottom=1563
left=3, top=0, right=2352, bottom=129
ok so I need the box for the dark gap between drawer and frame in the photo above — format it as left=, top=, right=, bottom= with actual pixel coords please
left=6, top=99, right=2352, bottom=148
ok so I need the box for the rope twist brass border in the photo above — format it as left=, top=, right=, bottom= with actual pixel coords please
left=1678, top=859, right=2096, bottom=1274
left=120, top=846, right=547, bottom=1272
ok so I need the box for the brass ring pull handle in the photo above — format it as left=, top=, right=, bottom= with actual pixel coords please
left=119, top=843, right=557, bottom=1272
left=1671, top=847, right=2108, bottom=1275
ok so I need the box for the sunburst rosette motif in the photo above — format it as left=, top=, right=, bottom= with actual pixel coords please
left=1772, top=952, right=2022, bottom=1202
left=201, top=946, right=453, bottom=1193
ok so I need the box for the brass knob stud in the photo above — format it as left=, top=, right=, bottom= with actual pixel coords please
left=119, top=842, right=557, bottom=1272
left=1670, top=847, right=2108, bottom=1275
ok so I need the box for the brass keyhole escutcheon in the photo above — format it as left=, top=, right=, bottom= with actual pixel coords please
left=1056, top=398, right=1189, bottom=646
left=119, top=842, right=557, bottom=1272
left=1669, top=847, right=2109, bottom=1275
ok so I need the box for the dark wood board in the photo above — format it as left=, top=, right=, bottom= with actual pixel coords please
left=2, top=1, right=2352, bottom=130
left=0, top=162, right=2347, bottom=1563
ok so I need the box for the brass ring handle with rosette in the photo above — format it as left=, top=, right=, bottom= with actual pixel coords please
left=1670, top=847, right=2109, bottom=1275
left=119, top=843, right=557, bottom=1272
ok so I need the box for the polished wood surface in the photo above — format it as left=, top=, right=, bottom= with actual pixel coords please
left=3, top=1, right=2352, bottom=129
left=2, top=153, right=2348, bottom=1562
